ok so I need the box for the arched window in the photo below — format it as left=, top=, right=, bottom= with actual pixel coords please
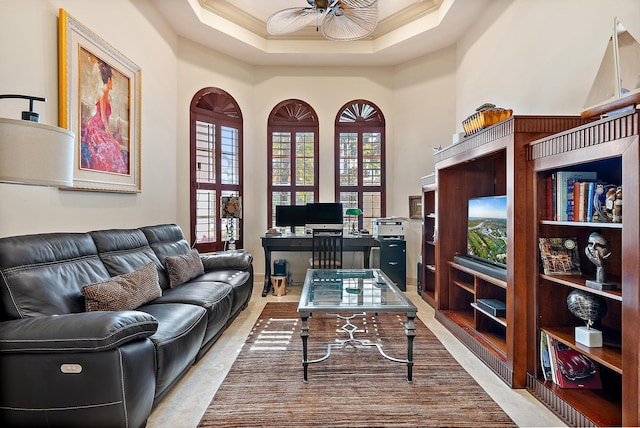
left=335, top=100, right=386, bottom=233
left=267, top=99, right=319, bottom=233
left=190, top=87, right=243, bottom=252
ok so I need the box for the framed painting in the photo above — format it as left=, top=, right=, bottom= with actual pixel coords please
left=58, top=8, right=141, bottom=193
left=409, top=195, right=422, bottom=219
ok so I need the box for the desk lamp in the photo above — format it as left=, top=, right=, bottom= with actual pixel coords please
left=345, top=208, right=362, bottom=236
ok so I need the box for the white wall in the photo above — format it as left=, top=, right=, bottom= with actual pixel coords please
left=0, top=0, right=178, bottom=236
left=392, top=46, right=458, bottom=279
left=456, top=0, right=640, bottom=125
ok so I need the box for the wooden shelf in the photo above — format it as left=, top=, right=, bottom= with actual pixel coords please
left=433, top=116, right=590, bottom=390
left=452, top=279, right=474, bottom=294
left=529, top=377, right=622, bottom=428
left=526, top=111, right=639, bottom=426
left=540, top=220, right=623, bottom=229
left=420, top=177, right=437, bottom=307
left=472, top=303, right=507, bottom=327
left=542, top=326, right=622, bottom=373
left=540, top=274, right=622, bottom=301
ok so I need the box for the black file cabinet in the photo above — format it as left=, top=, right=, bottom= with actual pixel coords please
left=380, top=240, right=406, bottom=291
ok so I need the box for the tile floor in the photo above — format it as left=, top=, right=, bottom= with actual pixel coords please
left=146, top=281, right=566, bottom=428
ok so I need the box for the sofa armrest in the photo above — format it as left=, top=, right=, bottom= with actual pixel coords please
left=0, top=310, right=157, bottom=353
left=201, top=251, right=253, bottom=271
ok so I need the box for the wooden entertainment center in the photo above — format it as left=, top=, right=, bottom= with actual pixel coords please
left=420, top=112, right=640, bottom=426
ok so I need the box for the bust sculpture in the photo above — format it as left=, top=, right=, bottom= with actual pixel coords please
left=584, top=232, right=616, bottom=290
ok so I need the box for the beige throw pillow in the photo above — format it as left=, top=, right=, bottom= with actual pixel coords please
left=165, top=249, right=205, bottom=288
left=82, top=263, right=161, bottom=311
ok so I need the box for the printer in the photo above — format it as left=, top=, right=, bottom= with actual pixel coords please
left=373, top=217, right=407, bottom=240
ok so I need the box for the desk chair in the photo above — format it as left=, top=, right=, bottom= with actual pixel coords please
left=311, top=229, right=343, bottom=269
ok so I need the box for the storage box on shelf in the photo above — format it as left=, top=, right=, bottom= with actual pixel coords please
left=421, top=172, right=436, bottom=306
left=526, top=110, right=639, bottom=427
left=434, top=116, right=591, bottom=389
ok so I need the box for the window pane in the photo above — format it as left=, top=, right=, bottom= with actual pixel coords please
left=195, top=189, right=216, bottom=243
left=340, top=192, right=359, bottom=231
left=271, top=192, right=291, bottom=228
left=295, top=191, right=314, bottom=205
left=339, top=132, right=358, bottom=186
left=295, top=132, right=315, bottom=186
left=363, top=191, right=381, bottom=232
left=221, top=126, right=239, bottom=185
left=195, top=121, right=215, bottom=184
left=363, top=132, right=381, bottom=186
left=272, top=132, right=292, bottom=186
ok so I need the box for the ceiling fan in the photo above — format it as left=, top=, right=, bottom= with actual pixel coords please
left=267, top=0, right=379, bottom=41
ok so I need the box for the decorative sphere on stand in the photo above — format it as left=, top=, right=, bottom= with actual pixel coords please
left=567, top=289, right=608, bottom=328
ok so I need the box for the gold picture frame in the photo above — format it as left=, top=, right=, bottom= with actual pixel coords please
left=58, top=8, right=141, bottom=193
left=409, top=195, right=422, bottom=219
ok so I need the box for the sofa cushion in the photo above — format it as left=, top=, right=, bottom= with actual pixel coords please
left=0, top=232, right=111, bottom=319
left=165, top=249, right=204, bottom=288
left=82, top=263, right=161, bottom=312
left=137, top=302, right=208, bottom=399
left=90, top=228, right=168, bottom=288
left=153, top=281, right=233, bottom=344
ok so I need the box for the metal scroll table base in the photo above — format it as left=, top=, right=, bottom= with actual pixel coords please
left=300, top=312, right=416, bottom=382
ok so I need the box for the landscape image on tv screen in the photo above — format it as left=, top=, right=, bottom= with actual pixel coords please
left=467, top=195, right=508, bottom=267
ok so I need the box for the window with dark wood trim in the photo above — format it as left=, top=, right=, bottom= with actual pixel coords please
left=190, top=87, right=243, bottom=252
left=335, top=100, right=386, bottom=233
left=267, top=99, right=319, bottom=232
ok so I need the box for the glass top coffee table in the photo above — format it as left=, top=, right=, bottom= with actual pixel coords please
left=298, top=269, right=417, bottom=382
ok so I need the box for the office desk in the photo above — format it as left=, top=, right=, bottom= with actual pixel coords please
left=260, top=234, right=379, bottom=296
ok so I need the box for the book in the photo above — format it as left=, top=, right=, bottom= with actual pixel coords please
left=555, top=172, right=597, bottom=221
left=572, top=180, right=581, bottom=221
left=545, top=332, right=558, bottom=384
left=578, top=181, right=588, bottom=222
left=551, top=173, right=557, bottom=220
left=548, top=337, right=602, bottom=389
left=586, top=181, right=596, bottom=222
left=538, top=237, right=581, bottom=275
left=546, top=175, right=553, bottom=220
left=540, top=331, right=553, bottom=381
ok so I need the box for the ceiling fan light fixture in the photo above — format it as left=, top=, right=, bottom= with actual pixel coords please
left=267, top=0, right=378, bottom=41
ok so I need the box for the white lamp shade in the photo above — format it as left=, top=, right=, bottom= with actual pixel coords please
left=0, top=118, right=75, bottom=187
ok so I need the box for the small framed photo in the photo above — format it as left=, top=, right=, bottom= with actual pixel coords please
left=409, top=195, right=422, bottom=219
left=58, top=8, right=141, bottom=193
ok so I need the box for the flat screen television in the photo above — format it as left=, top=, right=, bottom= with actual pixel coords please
left=305, top=202, right=343, bottom=230
left=275, top=205, right=307, bottom=232
left=467, top=195, right=508, bottom=268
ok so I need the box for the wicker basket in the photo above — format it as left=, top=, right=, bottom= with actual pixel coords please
left=462, top=104, right=513, bottom=136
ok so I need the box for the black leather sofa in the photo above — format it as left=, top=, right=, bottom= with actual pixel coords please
left=0, top=224, right=253, bottom=428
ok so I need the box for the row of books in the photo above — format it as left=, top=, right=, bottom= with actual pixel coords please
left=540, top=331, right=602, bottom=389
left=546, top=171, right=620, bottom=222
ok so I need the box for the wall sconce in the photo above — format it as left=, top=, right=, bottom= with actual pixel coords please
left=220, top=196, right=242, bottom=251
left=0, top=94, right=74, bottom=187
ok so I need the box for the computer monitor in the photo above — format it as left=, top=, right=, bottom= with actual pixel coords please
left=275, top=205, right=307, bottom=233
left=305, top=202, right=343, bottom=230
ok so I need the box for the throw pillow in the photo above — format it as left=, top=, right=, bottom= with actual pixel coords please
left=82, top=262, right=161, bottom=311
left=165, top=249, right=205, bottom=288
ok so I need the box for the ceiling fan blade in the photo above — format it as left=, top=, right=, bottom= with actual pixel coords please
left=322, top=2, right=378, bottom=41
left=339, top=0, right=378, bottom=8
left=267, top=7, right=323, bottom=36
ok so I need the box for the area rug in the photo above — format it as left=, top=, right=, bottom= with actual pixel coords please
left=198, top=302, right=515, bottom=427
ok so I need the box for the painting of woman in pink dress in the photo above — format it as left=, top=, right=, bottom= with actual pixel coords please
left=80, top=52, right=130, bottom=175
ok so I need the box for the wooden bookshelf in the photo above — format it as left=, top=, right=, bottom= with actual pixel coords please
left=525, top=110, right=639, bottom=426
left=433, top=116, right=591, bottom=389
left=420, top=173, right=436, bottom=307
